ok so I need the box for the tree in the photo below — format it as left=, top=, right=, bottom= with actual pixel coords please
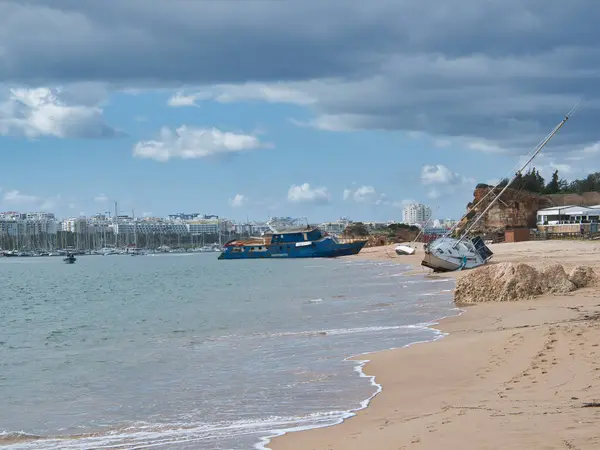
left=344, top=222, right=369, bottom=237
left=544, top=170, right=560, bottom=194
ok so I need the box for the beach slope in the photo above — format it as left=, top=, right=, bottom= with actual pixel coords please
left=269, top=240, right=600, bottom=449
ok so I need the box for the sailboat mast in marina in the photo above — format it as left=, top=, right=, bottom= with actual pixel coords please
left=422, top=108, right=576, bottom=273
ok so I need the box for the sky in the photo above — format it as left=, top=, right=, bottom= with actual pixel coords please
left=0, top=0, right=599, bottom=222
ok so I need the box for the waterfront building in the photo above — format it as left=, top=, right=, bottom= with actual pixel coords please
left=402, top=203, right=432, bottom=226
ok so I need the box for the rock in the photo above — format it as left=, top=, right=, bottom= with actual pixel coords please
left=454, top=262, right=582, bottom=304
left=541, top=264, right=576, bottom=294
left=568, top=265, right=598, bottom=288
left=455, top=262, right=546, bottom=304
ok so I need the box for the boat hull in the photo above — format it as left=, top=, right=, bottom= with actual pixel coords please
left=395, top=244, right=415, bottom=256
left=421, top=253, right=463, bottom=272
left=219, top=240, right=366, bottom=260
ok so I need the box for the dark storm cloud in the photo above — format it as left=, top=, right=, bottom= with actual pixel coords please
left=3, top=0, right=600, bottom=151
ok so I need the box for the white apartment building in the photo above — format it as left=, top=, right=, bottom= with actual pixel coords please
left=319, top=219, right=351, bottom=235
left=110, top=222, right=189, bottom=235
left=186, top=219, right=219, bottom=235
left=0, top=219, right=58, bottom=236
left=25, top=212, right=55, bottom=221
left=61, top=217, right=88, bottom=233
left=233, top=222, right=271, bottom=235
left=402, top=203, right=432, bottom=225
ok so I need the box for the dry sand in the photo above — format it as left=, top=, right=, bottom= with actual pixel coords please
left=268, top=240, right=600, bottom=449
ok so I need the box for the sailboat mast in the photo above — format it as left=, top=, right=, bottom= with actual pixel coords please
left=457, top=111, right=573, bottom=244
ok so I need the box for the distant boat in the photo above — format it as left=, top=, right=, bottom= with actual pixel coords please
left=219, top=227, right=366, bottom=260
left=63, top=254, right=77, bottom=264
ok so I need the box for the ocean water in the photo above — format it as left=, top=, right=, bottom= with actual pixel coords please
left=0, top=254, right=457, bottom=449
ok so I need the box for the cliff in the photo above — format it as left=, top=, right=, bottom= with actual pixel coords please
left=457, top=187, right=553, bottom=235
left=545, top=192, right=600, bottom=207
left=457, top=187, right=600, bottom=235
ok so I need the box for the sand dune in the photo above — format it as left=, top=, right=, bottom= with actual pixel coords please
left=269, top=240, right=600, bottom=449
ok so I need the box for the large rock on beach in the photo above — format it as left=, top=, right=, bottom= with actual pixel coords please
left=541, top=264, right=576, bottom=294
left=454, top=262, right=596, bottom=304
left=568, top=265, right=598, bottom=288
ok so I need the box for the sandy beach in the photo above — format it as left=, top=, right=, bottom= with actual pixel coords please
left=269, top=240, right=600, bottom=449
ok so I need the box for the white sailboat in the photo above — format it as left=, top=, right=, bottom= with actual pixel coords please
left=422, top=108, right=576, bottom=273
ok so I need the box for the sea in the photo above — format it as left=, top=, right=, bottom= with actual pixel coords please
left=0, top=253, right=457, bottom=449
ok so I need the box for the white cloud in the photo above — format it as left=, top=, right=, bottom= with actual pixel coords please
left=167, top=92, right=206, bottom=107
left=170, top=83, right=316, bottom=107
left=343, top=185, right=387, bottom=204
left=0, top=87, right=119, bottom=139
left=420, top=164, right=473, bottom=199
left=229, top=194, right=246, bottom=207
left=565, top=141, right=600, bottom=162
left=287, top=183, right=331, bottom=204
left=2, top=189, right=61, bottom=211
left=466, top=139, right=507, bottom=154
left=434, top=139, right=452, bottom=148
left=133, top=126, right=267, bottom=162
left=392, top=199, right=417, bottom=209
left=421, top=164, right=465, bottom=185
left=94, top=193, right=108, bottom=203
left=3, top=189, right=38, bottom=203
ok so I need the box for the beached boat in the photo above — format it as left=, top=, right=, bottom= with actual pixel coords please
left=422, top=108, right=575, bottom=273
left=219, top=227, right=366, bottom=260
left=395, top=244, right=416, bottom=255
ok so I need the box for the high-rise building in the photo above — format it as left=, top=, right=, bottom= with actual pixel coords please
left=402, top=203, right=432, bottom=225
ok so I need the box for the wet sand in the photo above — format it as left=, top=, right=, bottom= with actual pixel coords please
left=269, top=240, right=600, bottom=449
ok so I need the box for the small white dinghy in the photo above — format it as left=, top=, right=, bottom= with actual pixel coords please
left=394, top=244, right=416, bottom=255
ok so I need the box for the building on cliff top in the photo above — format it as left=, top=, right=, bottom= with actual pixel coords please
left=536, top=205, right=600, bottom=234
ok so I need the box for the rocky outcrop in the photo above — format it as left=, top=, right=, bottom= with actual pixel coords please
left=458, top=187, right=600, bottom=235
left=456, top=187, right=553, bottom=235
left=454, top=262, right=597, bottom=304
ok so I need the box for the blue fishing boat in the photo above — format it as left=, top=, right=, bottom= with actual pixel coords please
left=218, top=227, right=366, bottom=260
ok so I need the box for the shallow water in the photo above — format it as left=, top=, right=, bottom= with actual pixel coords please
left=0, top=254, right=456, bottom=449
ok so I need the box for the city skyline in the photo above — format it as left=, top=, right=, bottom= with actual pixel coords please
left=1, top=2, right=599, bottom=222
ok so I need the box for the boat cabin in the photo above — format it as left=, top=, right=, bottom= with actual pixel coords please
left=270, top=228, right=324, bottom=244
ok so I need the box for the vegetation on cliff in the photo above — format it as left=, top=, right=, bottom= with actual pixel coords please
left=477, top=168, right=600, bottom=195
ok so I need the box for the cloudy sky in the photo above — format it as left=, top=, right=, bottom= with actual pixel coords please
left=0, top=0, right=596, bottom=221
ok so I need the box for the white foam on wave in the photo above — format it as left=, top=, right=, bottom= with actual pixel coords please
left=260, top=324, right=425, bottom=339
left=256, top=309, right=464, bottom=450
left=0, top=413, right=356, bottom=450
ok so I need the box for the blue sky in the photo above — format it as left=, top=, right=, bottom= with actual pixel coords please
left=0, top=1, right=598, bottom=222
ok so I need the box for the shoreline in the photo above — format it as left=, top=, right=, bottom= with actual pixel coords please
left=268, top=241, right=600, bottom=449
left=258, top=261, right=460, bottom=450
left=258, top=314, right=460, bottom=450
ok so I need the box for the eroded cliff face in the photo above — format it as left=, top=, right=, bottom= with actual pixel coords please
left=457, top=187, right=553, bottom=234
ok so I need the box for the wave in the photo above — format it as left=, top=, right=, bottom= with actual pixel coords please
left=256, top=311, right=462, bottom=449
left=256, top=323, right=432, bottom=339
left=0, top=412, right=353, bottom=450
left=2, top=315, right=461, bottom=450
